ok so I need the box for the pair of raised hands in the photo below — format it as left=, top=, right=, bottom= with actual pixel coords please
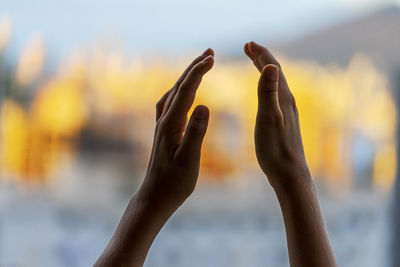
left=96, top=42, right=338, bottom=267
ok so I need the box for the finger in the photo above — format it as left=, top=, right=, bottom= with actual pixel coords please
left=174, top=105, right=209, bottom=164
left=258, top=65, right=283, bottom=121
left=244, top=42, right=262, bottom=71
left=156, top=89, right=172, bottom=121
left=244, top=42, right=254, bottom=61
left=248, top=41, right=294, bottom=107
left=248, top=41, right=280, bottom=70
left=165, top=55, right=214, bottom=126
left=176, top=48, right=214, bottom=87
left=163, top=48, right=214, bottom=114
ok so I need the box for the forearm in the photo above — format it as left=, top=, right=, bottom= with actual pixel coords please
left=274, top=170, right=337, bottom=267
left=95, top=193, right=178, bottom=267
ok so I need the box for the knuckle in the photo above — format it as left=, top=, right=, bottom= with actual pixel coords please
left=258, top=92, right=279, bottom=108
left=259, top=84, right=277, bottom=95
left=268, top=113, right=283, bottom=127
left=271, top=110, right=283, bottom=123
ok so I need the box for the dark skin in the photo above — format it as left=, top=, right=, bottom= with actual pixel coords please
left=95, top=49, right=214, bottom=267
left=244, top=41, right=338, bottom=267
left=95, top=43, right=338, bottom=267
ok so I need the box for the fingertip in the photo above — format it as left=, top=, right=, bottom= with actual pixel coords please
left=201, top=55, right=214, bottom=69
left=249, top=41, right=267, bottom=55
left=250, top=41, right=261, bottom=47
left=261, top=64, right=279, bottom=82
left=244, top=42, right=249, bottom=51
left=209, top=55, right=215, bottom=67
left=202, top=48, right=214, bottom=57
left=244, top=42, right=252, bottom=58
left=193, top=105, right=210, bottom=121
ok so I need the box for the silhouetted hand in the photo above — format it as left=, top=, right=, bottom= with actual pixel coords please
left=137, top=48, right=214, bottom=208
left=96, top=49, right=214, bottom=267
left=244, top=41, right=337, bottom=267
left=244, top=41, right=311, bottom=193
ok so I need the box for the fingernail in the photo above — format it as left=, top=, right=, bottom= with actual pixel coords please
left=194, top=106, right=209, bottom=120
left=262, top=65, right=278, bottom=82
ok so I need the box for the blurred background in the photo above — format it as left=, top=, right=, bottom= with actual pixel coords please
left=1, top=0, right=400, bottom=266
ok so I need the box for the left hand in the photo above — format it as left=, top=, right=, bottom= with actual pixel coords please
left=244, top=41, right=311, bottom=193
left=137, top=48, right=214, bottom=209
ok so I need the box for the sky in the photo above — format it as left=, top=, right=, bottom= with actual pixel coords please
left=1, top=0, right=399, bottom=60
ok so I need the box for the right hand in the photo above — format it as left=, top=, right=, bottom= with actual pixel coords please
left=137, top=49, right=214, bottom=209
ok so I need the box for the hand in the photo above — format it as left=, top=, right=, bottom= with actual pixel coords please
left=245, top=42, right=338, bottom=267
left=137, top=48, right=214, bottom=209
left=95, top=49, right=214, bottom=267
left=244, top=41, right=312, bottom=193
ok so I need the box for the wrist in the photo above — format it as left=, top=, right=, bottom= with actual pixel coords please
left=268, top=162, right=315, bottom=198
left=272, top=171, right=319, bottom=223
left=274, top=176, right=317, bottom=205
left=96, top=193, right=178, bottom=267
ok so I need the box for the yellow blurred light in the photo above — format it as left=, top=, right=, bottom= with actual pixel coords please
left=0, top=47, right=397, bottom=186
left=374, top=143, right=397, bottom=189
left=32, top=79, right=88, bottom=136
left=0, top=100, right=29, bottom=178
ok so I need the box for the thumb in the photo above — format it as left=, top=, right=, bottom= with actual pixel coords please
left=258, top=64, right=282, bottom=117
left=174, top=105, right=209, bottom=164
